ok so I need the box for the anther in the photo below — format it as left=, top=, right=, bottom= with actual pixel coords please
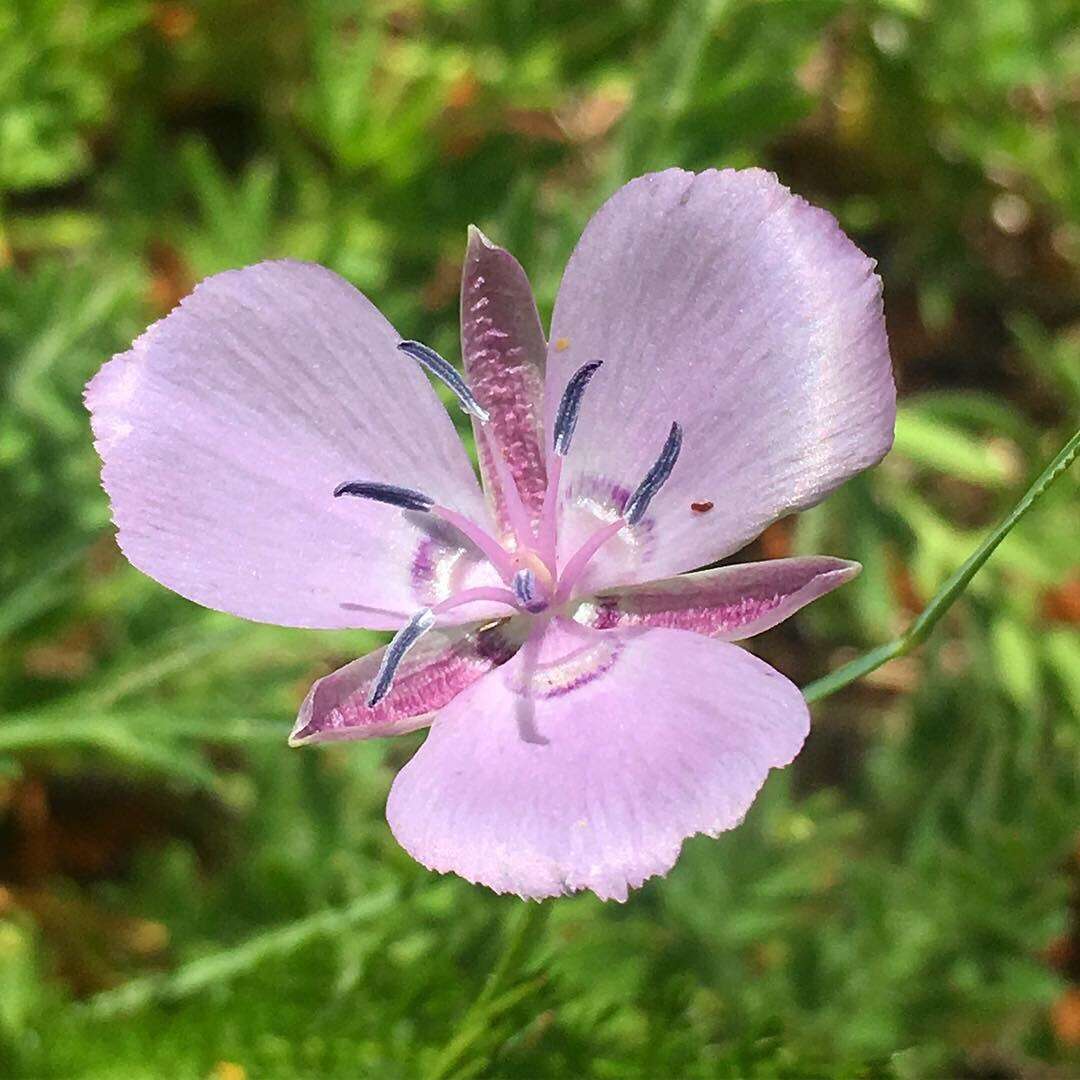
left=553, top=360, right=603, bottom=456
left=333, top=480, right=435, bottom=512
left=398, top=340, right=490, bottom=422
left=623, top=421, right=683, bottom=525
left=368, top=608, right=436, bottom=707
left=512, top=568, right=546, bottom=613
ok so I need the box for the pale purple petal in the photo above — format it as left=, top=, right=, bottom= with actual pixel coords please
left=386, top=619, right=809, bottom=901
left=545, top=168, right=895, bottom=595
left=87, top=261, right=503, bottom=631
left=574, top=556, right=859, bottom=640
left=289, top=616, right=528, bottom=745
left=460, top=227, right=549, bottom=534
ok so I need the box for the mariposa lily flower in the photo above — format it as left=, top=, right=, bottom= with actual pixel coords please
left=87, top=168, right=895, bottom=901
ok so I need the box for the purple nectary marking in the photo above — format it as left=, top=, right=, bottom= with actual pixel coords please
left=411, top=536, right=449, bottom=604
left=508, top=621, right=623, bottom=700
left=410, top=532, right=487, bottom=606
left=591, top=598, right=622, bottom=631
left=564, top=474, right=632, bottom=518
left=534, top=640, right=621, bottom=698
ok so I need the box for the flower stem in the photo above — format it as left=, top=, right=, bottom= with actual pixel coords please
left=802, top=426, right=1080, bottom=704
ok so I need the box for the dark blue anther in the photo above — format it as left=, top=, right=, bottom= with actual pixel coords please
left=333, top=480, right=434, bottom=512
left=512, top=569, right=546, bottom=613
left=398, top=340, right=490, bottom=422
left=623, top=421, right=683, bottom=526
left=553, top=360, right=603, bottom=456
left=368, top=608, right=436, bottom=707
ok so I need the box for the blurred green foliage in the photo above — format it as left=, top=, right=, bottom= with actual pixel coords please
left=1, top=0, right=1078, bottom=1076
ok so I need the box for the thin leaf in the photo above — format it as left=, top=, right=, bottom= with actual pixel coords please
left=803, top=428, right=1080, bottom=703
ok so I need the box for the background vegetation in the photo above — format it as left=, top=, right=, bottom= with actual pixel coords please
left=1, top=0, right=1077, bottom=1075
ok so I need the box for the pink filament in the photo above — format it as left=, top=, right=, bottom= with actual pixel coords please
left=432, top=586, right=521, bottom=615
left=486, top=439, right=537, bottom=552
left=432, top=505, right=518, bottom=583
left=535, top=454, right=562, bottom=576
left=432, top=449, right=632, bottom=610
left=554, top=519, right=626, bottom=604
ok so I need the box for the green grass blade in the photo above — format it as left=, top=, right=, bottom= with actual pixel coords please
left=81, top=888, right=399, bottom=1019
left=803, top=427, right=1080, bottom=704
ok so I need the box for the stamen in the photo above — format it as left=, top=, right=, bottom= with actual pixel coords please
left=554, top=519, right=624, bottom=604
left=537, top=361, right=603, bottom=568
left=430, top=505, right=518, bottom=583
left=535, top=453, right=563, bottom=573
left=368, top=608, right=436, bottom=706
left=432, top=587, right=521, bottom=615
left=398, top=340, right=490, bottom=422
left=552, top=360, right=602, bottom=456
left=486, top=439, right=537, bottom=552
left=400, top=339, right=533, bottom=550
left=512, top=569, right=547, bottom=613
left=334, top=478, right=519, bottom=582
left=622, top=421, right=683, bottom=525
left=554, top=420, right=683, bottom=603
left=368, top=587, right=525, bottom=706
left=334, top=480, right=434, bottom=512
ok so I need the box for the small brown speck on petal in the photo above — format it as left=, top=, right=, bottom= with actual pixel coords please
left=690, top=500, right=713, bottom=513
left=555, top=337, right=570, bottom=351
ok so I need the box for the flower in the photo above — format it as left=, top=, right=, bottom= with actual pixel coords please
left=86, top=168, right=895, bottom=901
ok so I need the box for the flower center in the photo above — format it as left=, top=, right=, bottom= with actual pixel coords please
left=333, top=346, right=681, bottom=704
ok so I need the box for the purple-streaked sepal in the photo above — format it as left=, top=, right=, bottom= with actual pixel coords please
left=460, top=226, right=548, bottom=537
left=289, top=616, right=529, bottom=746
left=573, top=556, right=860, bottom=640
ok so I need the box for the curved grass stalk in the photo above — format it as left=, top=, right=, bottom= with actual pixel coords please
left=803, top=426, right=1079, bottom=704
